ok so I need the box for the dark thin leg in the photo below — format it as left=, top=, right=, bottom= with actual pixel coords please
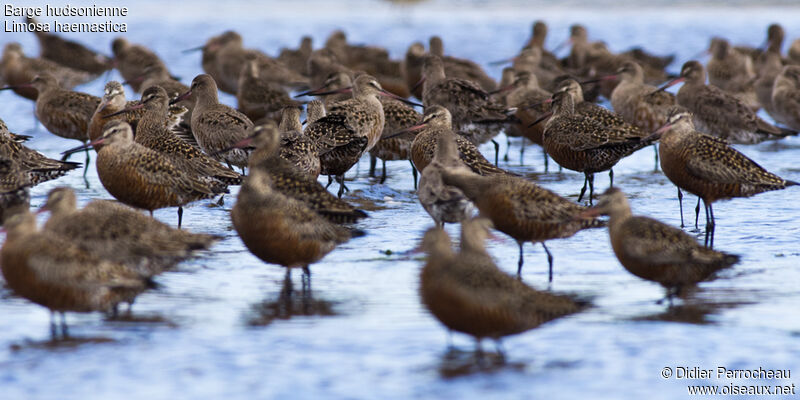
left=542, top=242, right=554, bottom=282
left=50, top=312, right=58, bottom=340
left=411, top=161, right=418, bottom=190
left=226, top=161, right=233, bottom=170
left=59, top=312, right=68, bottom=338
left=494, top=339, right=506, bottom=361
left=516, top=241, right=524, bottom=277
left=280, top=268, right=293, bottom=302
left=83, top=148, right=91, bottom=178
left=446, top=330, right=454, bottom=350
left=608, top=169, right=614, bottom=188
left=678, top=188, right=685, bottom=228
left=336, top=174, right=349, bottom=198
left=503, top=136, right=511, bottom=162
left=491, top=139, right=500, bottom=166
left=707, top=203, right=715, bottom=248
left=177, top=206, right=183, bottom=229
left=543, top=152, right=549, bottom=172
left=519, top=138, right=526, bottom=166
left=380, top=160, right=387, bottom=184
left=240, top=166, right=246, bottom=175
left=149, top=210, right=153, bottom=218
left=326, top=175, right=333, bottom=189
left=653, top=144, right=659, bottom=171
left=302, top=265, right=312, bottom=298
left=369, top=154, right=377, bottom=178
left=694, top=198, right=701, bottom=229
left=587, top=173, right=595, bottom=205
left=578, top=174, right=589, bottom=203
left=475, top=338, right=484, bottom=360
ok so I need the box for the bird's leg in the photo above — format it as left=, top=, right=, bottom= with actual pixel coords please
left=543, top=151, right=549, bottom=173
left=519, top=137, right=526, bottom=166
left=336, top=174, right=349, bottom=198
left=494, top=339, right=506, bottom=362
left=516, top=241, right=525, bottom=278
left=240, top=166, right=246, bottom=175
left=59, top=312, right=68, bottom=339
left=694, top=197, right=701, bottom=230
left=226, top=161, right=233, bottom=170
left=653, top=144, right=659, bottom=171
left=474, top=338, right=484, bottom=363
left=578, top=174, right=589, bottom=203
left=369, top=154, right=377, bottom=178
left=380, top=160, right=388, bottom=184
left=446, top=329, right=454, bottom=350
left=50, top=311, right=58, bottom=340
left=302, top=265, right=312, bottom=298
left=707, top=203, right=715, bottom=249
left=678, top=188, right=685, bottom=228
left=83, top=147, right=91, bottom=178
left=326, top=175, right=333, bottom=189
left=588, top=173, right=595, bottom=205
left=177, top=206, right=183, bottom=229
left=703, top=201, right=711, bottom=247
left=503, top=136, right=511, bottom=162
left=542, top=242, right=554, bottom=283
left=149, top=210, right=153, bottom=218
left=608, top=168, right=614, bottom=188
left=491, top=139, right=500, bottom=166
left=411, top=161, right=418, bottom=190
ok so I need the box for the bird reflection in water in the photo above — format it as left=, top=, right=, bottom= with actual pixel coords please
left=633, top=287, right=755, bottom=325
left=247, top=270, right=338, bottom=326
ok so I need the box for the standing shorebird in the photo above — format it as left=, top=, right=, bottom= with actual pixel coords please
left=582, top=188, right=740, bottom=304
left=1, top=212, right=153, bottom=338
left=26, top=16, right=112, bottom=75
left=404, top=106, right=509, bottom=176
left=419, top=219, right=588, bottom=355
left=62, top=121, right=228, bottom=228
left=226, top=121, right=366, bottom=224
left=428, top=36, right=497, bottom=93
left=111, top=37, right=170, bottom=93
left=770, top=65, right=800, bottom=131
left=231, top=168, right=361, bottom=289
left=40, top=187, right=221, bottom=277
left=653, top=61, right=795, bottom=144
left=439, top=168, right=604, bottom=281
left=706, top=37, right=759, bottom=111
left=647, top=107, right=798, bottom=247
left=173, top=74, right=253, bottom=172
left=417, top=132, right=474, bottom=227
left=0, top=118, right=80, bottom=184
left=543, top=89, right=654, bottom=205
left=237, top=59, right=299, bottom=123
left=502, top=71, right=552, bottom=168
left=1, top=42, right=94, bottom=101
left=0, top=156, right=31, bottom=224
left=276, top=107, right=321, bottom=178
left=89, top=81, right=142, bottom=145
left=369, top=98, right=422, bottom=187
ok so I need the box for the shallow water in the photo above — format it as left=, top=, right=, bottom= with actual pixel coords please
left=2, top=1, right=800, bottom=399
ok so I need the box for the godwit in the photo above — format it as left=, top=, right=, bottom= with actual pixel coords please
left=647, top=107, right=798, bottom=247
left=117, top=85, right=242, bottom=186
left=653, top=61, right=795, bottom=144
left=706, top=38, right=759, bottom=111
left=0, top=119, right=80, bottom=184
left=295, top=71, right=353, bottom=108
left=429, top=36, right=496, bottom=92
left=174, top=74, right=253, bottom=172
left=789, top=39, right=800, bottom=63
left=41, top=187, right=221, bottom=277
left=88, top=81, right=142, bottom=146
left=542, top=88, right=654, bottom=204
left=0, top=156, right=31, bottom=224
left=227, top=121, right=366, bottom=224
left=26, top=16, right=112, bottom=75
left=1, top=211, right=152, bottom=338
left=503, top=71, right=552, bottom=168
left=406, top=106, right=509, bottom=176
left=237, top=59, right=298, bottom=123
left=439, top=166, right=604, bottom=280
left=111, top=37, right=170, bottom=93
left=754, top=49, right=784, bottom=119
left=231, top=168, right=360, bottom=286
left=62, top=121, right=228, bottom=228
left=277, top=36, right=313, bottom=77
left=770, top=65, right=800, bottom=131
left=417, top=132, right=474, bottom=227
left=403, top=42, right=426, bottom=99
left=277, top=107, right=321, bottom=178
left=369, top=98, right=422, bottom=186
left=419, top=219, right=588, bottom=354
left=582, top=188, right=740, bottom=304
left=421, top=55, right=512, bottom=164
left=1, top=42, right=93, bottom=100
left=306, top=99, right=326, bottom=125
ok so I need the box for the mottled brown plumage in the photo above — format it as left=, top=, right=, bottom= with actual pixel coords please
left=89, top=81, right=142, bottom=146
left=417, top=132, right=474, bottom=227
left=237, top=59, right=299, bottom=123
left=236, top=122, right=365, bottom=224
left=41, top=187, right=221, bottom=276
left=111, top=37, right=170, bottom=93
left=369, top=98, right=422, bottom=185
left=27, top=17, right=112, bottom=75
left=0, top=156, right=31, bottom=224
left=1, top=211, right=152, bottom=335
left=1, top=42, right=93, bottom=100
left=706, top=37, right=759, bottom=110
left=409, top=106, right=509, bottom=176
left=651, top=107, right=798, bottom=246
left=0, top=119, right=80, bottom=184
left=29, top=73, right=100, bottom=143
left=610, top=61, right=676, bottom=134
left=429, top=36, right=496, bottom=93
left=277, top=36, right=313, bottom=77
left=585, top=188, right=740, bottom=301
left=439, top=167, right=604, bottom=280
left=182, top=74, right=253, bottom=169
left=278, top=107, right=321, bottom=178
left=419, top=219, right=587, bottom=347
left=770, top=65, right=800, bottom=131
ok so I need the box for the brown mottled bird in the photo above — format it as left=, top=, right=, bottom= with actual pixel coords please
left=40, top=187, right=221, bottom=277
left=89, top=81, right=142, bottom=146
left=1, top=42, right=94, bottom=100
left=582, top=188, right=740, bottom=303
left=428, top=35, right=497, bottom=93
left=770, top=65, right=800, bottom=131
left=237, top=59, right=299, bottom=123
left=0, top=118, right=80, bottom=185
left=406, top=106, right=510, bottom=176
left=417, top=132, right=474, bottom=227
left=543, top=87, right=654, bottom=204
left=653, top=60, right=795, bottom=144
left=227, top=121, right=366, bottom=224
left=439, top=167, right=604, bottom=281
left=1, top=211, right=153, bottom=338
left=175, top=74, right=253, bottom=171
left=26, top=16, right=112, bottom=75
left=419, top=219, right=588, bottom=353
left=0, top=156, right=31, bottom=224
left=111, top=37, right=171, bottom=93
left=706, top=37, right=759, bottom=111
left=231, top=168, right=360, bottom=285
left=648, top=107, right=798, bottom=247
left=369, top=98, right=422, bottom=187
left=62, top=121, right=228, bottom=228
left=277, top=107, right=321, bottom=178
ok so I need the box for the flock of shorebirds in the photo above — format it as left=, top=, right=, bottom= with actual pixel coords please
left=1, top=19, right=799, bottom=355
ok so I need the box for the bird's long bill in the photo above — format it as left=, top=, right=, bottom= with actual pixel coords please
left=61, top=138, right=104, bottom=157
left=552, top=39, right=570, bottom=53
left=650, top=77, right=685, bottom=95
left=524, top=97, right=553, bottom=110
left=298, top=87, right=352, bottom=98
left=580, top=74, right=618, bottom=85
left=122, top=74, right=146, bottom=86
left=488, top=57, right=515, bottom=66
left=577, top=207, right=602, bottom=219
left=97, top=97, right=112, bottom=113
left=212, top=135, right=255, bottom=156
left=181, top=45, right=205, bottom=53
left=643, top=121, right=673, bottom=142
left=527, top=111, right=553, bottom=127
left=170, top=89, right=192, bottom=105
left=379, top=90, right=423, bottom=107
left=382, top=122, right=428, bottom=140
left=294, top=82, right=332, bottom=97
left=0, top=83, right=31, bottom=90
left=488, top=83, right=515, bottom=95
left=411, top=77, right=426, bottom=93
left=102, top=102, right=144, bottom=119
